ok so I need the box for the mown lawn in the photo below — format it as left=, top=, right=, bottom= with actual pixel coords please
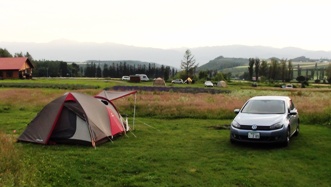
left=2, top=117, right=331, bottom=187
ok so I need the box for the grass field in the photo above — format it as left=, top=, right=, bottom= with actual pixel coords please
left=2, top=118, right=331, bottom=186
left=1, top=79, right=331, bottom=186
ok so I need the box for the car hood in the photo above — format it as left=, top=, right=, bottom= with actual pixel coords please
left=234, top=113, right=285, bottom=126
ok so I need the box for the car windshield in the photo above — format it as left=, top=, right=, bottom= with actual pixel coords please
left=241, top=100, right=285, bottom=114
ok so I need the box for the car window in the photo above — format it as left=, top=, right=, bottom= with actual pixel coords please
left=289, top=100, right=295, bottom=110
left=241, top=100, right=285, bottom=114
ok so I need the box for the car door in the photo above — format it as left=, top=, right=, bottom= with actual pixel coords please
left=288, top=100, right=298, bottom=135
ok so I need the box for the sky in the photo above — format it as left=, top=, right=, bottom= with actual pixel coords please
left=1, top=0, right=331, bottom=51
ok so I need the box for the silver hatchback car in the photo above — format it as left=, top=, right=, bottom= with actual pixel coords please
left=230, top=96, right=299, bottom=146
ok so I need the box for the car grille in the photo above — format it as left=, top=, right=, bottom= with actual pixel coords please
left=239, top=125, right=270, bottom=130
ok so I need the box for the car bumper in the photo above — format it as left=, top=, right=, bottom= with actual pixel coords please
left=230, top=126, right=287, bottom=143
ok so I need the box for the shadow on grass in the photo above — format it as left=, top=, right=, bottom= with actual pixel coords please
left=230, top=141, right=287, bottom=150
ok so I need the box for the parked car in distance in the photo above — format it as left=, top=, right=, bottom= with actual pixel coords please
left=204, top=81, right=214, bottom=87
left=171, top=79, right=184, bottom=84
left=122, top=76, right=130, bottom=81
left=230, top=96, right=299, bottom=146
left=281, top=84, right=294, bottom=88
left=285, top=84, right=293, bottom=88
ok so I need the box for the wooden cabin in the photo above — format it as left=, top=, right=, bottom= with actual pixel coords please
left=0, top=57, right=34, bottom=79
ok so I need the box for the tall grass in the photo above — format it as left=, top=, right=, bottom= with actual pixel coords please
left=113, top=89, right=331, bottom=124
left=1, top=87, right=330, bottom=124
left=0, top=88, right=100, bottom=111
left=0, top=131, right=36, bottom=186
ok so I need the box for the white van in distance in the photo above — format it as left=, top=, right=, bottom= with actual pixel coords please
left=135, top=74, right=149, bottom=81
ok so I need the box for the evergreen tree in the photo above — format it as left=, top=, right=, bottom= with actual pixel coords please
left=25, top=52, right=34, bottom=61
left=0, top=48, right=13, bottom=57
left=259, top=60, right=268, bottom=77
left=96, top=63, right=102, bottom=77
left=288, top=60, right=293, bottom=81
left=269, top=58, right=278, bottom=80
left=248, top=58, right=254, bottom=81
left=198, top=70, right=209, bottom=80
left=59, top=61, right=68, bottom=76
left=14, top=52, right=23, bottom=57
left=254, top=58, right=260, bottom=81
left=70, top=63, right=80, bottom=77
left=181, top=49, right=197, bottom=78
left=164, top=66, right=171, bottom=81
left=280, top=59, right=287, bottom=82
left=297, top=64, right=301, bottom=77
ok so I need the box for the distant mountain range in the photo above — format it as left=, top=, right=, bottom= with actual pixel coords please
left=1, top=39, right=331, bottom=68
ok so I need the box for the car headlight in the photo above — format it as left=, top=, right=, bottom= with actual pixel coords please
left=270, top=122, right=284, bottom=129
left=231, top=121, right=241, bottom=128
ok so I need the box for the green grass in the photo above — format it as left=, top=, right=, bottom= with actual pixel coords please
left=3, top=118, right=331, bottom=187
left=1, top=79, right=331, bottom=186
left=0, top=78, right=122, bottom=89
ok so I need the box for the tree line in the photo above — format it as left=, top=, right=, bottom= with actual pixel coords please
left=1, top=48, right=177, bottom=80
left=245, top=58, right=294, bottom=82
left=34, top=60, right=177, bottom=80
left=83, top=61, right=175, bottom=80
left=0, top=48, right=33, bottom=60
left=244, top=57, right=331, bottom=83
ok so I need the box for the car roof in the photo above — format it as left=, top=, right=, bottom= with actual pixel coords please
left=249, top=96, right=290, bottom=101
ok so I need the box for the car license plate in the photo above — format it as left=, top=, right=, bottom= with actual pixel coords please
left=248, top=132, right=260, bottom=139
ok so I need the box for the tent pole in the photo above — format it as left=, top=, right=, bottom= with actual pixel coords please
left=133, top=93, right=137, bottom=130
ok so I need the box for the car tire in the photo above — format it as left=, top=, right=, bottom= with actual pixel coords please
left=282, top=129, right=290, bottom=147
left=294, top=124, right=299, bottom=136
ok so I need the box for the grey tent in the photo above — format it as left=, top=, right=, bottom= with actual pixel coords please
left=217, top=81, right=227, bottom=87
left=18, top=92, right=133, bottom=147
left=153, top=77, right=166, bottom=86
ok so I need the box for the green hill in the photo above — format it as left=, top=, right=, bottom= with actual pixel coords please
left=197, top=56, right=330, bottom=79
left=198, top=56, right=248, bottom=71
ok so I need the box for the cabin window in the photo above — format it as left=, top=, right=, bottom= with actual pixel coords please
left=6, top=71, right=13, bottom=77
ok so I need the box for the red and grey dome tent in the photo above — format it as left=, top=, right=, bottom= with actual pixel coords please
left=94, top=90, right=138, bottom=131
left=18, top=91, right=137, bottom=147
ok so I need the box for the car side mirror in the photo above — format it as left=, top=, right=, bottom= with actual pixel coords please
left=234, top=109, right=240, bottom=114
left=289, top=109, right=297, bottom=115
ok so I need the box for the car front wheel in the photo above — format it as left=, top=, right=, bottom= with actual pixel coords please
left=282, top=128, right=290, bottom=147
